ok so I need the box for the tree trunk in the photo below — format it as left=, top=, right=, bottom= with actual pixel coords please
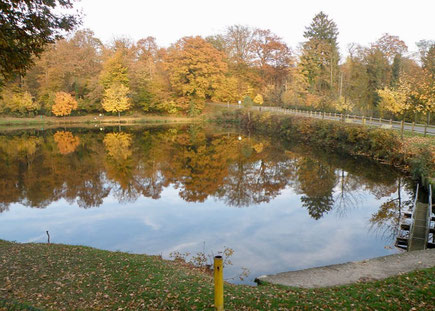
left=424, top=111, right=430, bottom=136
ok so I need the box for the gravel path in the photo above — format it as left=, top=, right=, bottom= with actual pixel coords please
left=256, top=249, right=435, bottom=288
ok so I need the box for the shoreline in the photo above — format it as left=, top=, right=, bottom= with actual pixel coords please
left=256, top=249, right=435, bottom=288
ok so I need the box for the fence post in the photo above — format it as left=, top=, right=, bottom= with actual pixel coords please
left=389, top=119, right=392, bottom=125
left=363, top=117, right=366, bottom=125
left=412, top=122, right=415, bottom=132
left=214, top=256, right=224, bottom=311
left=400, top=120, right=404, bottom=138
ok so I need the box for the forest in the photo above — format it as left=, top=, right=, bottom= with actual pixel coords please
left=0, top=11, right=434, bottom=123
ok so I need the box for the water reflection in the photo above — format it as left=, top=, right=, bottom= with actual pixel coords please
left=0, top=125, right=415, bottom=283
left=0, top=125, right=410, bottom=217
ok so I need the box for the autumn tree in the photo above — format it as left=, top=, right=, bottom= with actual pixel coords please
left=213, top=76, right=243, bottom=103
left=0, top=86, right=39, bottom=115
left=52, top=91, right=78, bottom=117
left=128, top=36, right=158, bottom=110
left=224, top=25, right=255, bottom=65
left=417, top=40, right=435, bottom=76
left=28, top=29, right=103, bottom=112
left=399, top=70, right=434, bottom=124
left=99, top=51, right=129, bottom=89
left=371, top=34, right=408, bottom=64
left=340, top=44, right=371, bottom=114
left=253, top=94, right=264, bottom=105
left=251, top=28, right=292, bottom=103
left=281, top=66, right=310, bottom=107
left=165, top=36, right=228, bottom=115
left=377, top=87, right=408, bottom=117
left=101, top=83, right=131, bottom=118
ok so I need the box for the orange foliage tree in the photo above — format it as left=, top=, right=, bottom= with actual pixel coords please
left=51, top=92, right=78, bottom=117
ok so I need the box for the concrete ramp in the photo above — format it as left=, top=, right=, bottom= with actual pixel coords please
left=255, top=249, right=435, bottom=288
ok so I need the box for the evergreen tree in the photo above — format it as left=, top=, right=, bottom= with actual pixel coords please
left=300, top=12, right=340, bottom=109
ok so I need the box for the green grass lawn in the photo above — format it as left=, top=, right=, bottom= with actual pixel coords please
left=0, top=240, right=434, bottom=310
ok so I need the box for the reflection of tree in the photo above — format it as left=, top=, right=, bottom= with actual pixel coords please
left=296, top=158, right=336, bottom=220
left=285, top=142, right=403, bottom=218
left=104, top=132, right=136, bottom=202
left=333, top=169, right=362, bottom=216
left=0, top=203, right=8, bottom=213
left=217, top=140, right=294, bottom=207
left=53, top=131, right=80, bottom=154
left=301, top=195, right=335, bottom=220
left=167, top=132, right=238, bottom=202
left=369, top=178, right=413, bottom=243
left=103, top=133, right=132, bottom=161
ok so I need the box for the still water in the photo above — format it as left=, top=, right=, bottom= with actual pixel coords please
left=0, top=124, right=414, bottom=284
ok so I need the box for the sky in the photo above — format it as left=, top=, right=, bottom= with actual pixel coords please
left=76, top=0, right=434, bottom=56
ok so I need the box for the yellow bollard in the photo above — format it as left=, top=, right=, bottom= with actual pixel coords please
left=214, top=256, right=224, bottom=311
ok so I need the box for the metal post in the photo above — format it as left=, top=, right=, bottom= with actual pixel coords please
left=214, top=256, right=223, bottom=311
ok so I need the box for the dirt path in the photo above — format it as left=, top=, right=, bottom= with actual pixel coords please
left=256, top=249, right=435, bottom=288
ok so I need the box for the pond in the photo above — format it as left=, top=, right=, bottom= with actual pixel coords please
left=0, top=124, right=415, bottom=284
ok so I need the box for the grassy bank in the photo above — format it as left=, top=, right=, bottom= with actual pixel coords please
left=0, top=240, right=434, bottom=310
left=0, top=104, right=228, bottom=128
left=215, top=110, right=435, bottom=189
left=0, top=114, right=201, bottom=128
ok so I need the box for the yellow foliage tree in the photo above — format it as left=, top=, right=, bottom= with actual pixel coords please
left=54, top=131, right=80, bottom=155
left=52, top=92, right=78, bottom=117
left=101, top=83, right=131, bottom=118
left=253, top=94, right=264, bottom=105
left=377, top=87, right=409, bottom=117
left=334, top=96, right=354, bottom=114
left=166, top=36, right=228, bottom=115
left=99, top=51, right=129, bottom=89
left=400, top=70, right=434, bottom=115
left=0, top=88, right=39, bottom=115
left=213, top=76, right=240, bottom=103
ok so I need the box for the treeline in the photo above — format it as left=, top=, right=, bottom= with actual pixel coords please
left=0, top=12, right=433, bottom=121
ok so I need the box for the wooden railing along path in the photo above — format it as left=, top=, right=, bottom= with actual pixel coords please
left=211, top=103, right=435, bottom=136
